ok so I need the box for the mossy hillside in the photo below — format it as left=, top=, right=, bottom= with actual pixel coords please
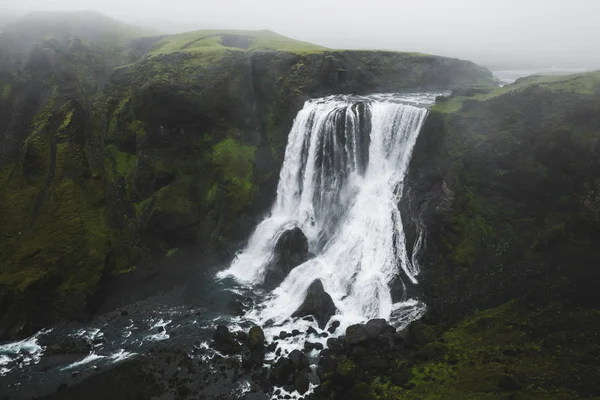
left=407, top=70, right=600, bottom=312
left=369, top=302, right=600, bottom=399
left=0, top=99, right=113, bottom=328
left=394, top=70, right=600, bottom=399
left=433, top=69, right=600, bottom=114
left=0, top=25, right=147, bottom=337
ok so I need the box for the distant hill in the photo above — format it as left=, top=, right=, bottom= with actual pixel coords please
left=149, top=29, right=327, bottom=55
left=2, top=10, right=153, bottom=49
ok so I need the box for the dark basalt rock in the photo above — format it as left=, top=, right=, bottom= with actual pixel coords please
left=326, top=338, right=346, bottom=353
left=248, top=326, right=265, bottom=351
left=212, top=325, right=240, bottom=354
left=291, top=279, right=337, bottom=329
left=345, top=324, right=368, bottom=346
left=264, top=227, right=310, bottom=290
left=289, top=350, right=309, bottom=370
left=365, top=319, right=395, bottom=339
left=269, top=357, right=296, bottom=386
left=38, top=334, right=92, bottom=356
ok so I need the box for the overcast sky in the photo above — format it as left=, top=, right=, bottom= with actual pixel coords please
left=3, top=0, right=600, bottom=69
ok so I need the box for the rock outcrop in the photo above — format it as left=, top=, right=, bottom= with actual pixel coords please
left=263, top=227, right=310, bottom=289
left=291, top=279, right=338, bottom=329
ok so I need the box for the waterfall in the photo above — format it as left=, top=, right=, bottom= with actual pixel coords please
left=218, top=94, right=430, bottom=335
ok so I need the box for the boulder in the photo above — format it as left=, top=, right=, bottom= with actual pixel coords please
left=288, top=349, right=309, bottom=370
left=365, top=319, right=395, bottom=339
left=212, top=325, right=240, bottom=354
left=291, top=279, right=337, bottom=329
left=248, top=326, right=265, bottom=351
left=38, top=334, right=92, bottom=356
left=269, top=357, right=296, bottom=386
left=326, top=338, right=345, bottom=353
left=345, top=324, right=368, bottom=346
left=264, top=227, right=310, bottom=289
left=295, top=371, right=311, bottom=395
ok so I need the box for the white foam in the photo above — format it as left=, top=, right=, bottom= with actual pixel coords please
left=61, top=354, right=105, bottom=370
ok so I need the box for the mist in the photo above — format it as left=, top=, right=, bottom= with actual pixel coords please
left=3, top=0, right=600, bottom=70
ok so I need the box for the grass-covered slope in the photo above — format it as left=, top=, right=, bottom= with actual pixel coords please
left=149, top=29, right=327, bottom=55
left=0, top=11, right=498, bottom=340
left=387, top=70, right=600, bottom=399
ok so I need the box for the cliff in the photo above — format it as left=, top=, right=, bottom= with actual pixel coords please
left=390, top=70, right=600, bottom=399
left=0, top=15, right=497, bottom=340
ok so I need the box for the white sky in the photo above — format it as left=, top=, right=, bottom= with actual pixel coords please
left=3, top=0, right=600, bottom=69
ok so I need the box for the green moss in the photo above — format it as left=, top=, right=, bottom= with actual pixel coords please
left=337, top=358, right=358, bottom=376
left=107, top=144, right=137, bottom=178
left=212, top=138, right=257, bottom=213
left=2, top=84, right=11, bottom=99
left=372, top=303, right=599, bottom=399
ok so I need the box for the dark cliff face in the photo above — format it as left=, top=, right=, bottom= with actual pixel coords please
left=0, top=26, right=496, bottom=340
left=396, top=72, right=600, bottom=398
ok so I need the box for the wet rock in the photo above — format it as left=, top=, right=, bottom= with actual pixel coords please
left=266, top=342, right=278, bottom=352
left=350, top=346, right=367, bottom=360
left=248, top=326, right=265, bottom=351
left=291, top=280, right=337, bottom=329
left=295, top=371, right=311, bottom=395
left=365, top=319, right=395, bottom=339
left=307, top=326, right=318, bottom=336
left=278, top=331, right=290, bottom=340
left=38, top=335, right=92, bottom=356
left=264, top=227, right=310, bottom=289
left=270, top=357, right=296, bottom=386
left=345, top=324, right=368, bottom=346
left=314, top=342, right=324, bottom=351
left=234, top=331, right=248, bottom=342
left=319, top=332, right=328, bottom=338
left=212, top=325, right=240, bottom=354
left=304, top=341, right=315, bottom=351
left=327, top=338, right=345, bottom=353
left=292, top=329, right=301, bottom=336
left=289, top=350, right=309, bottom=370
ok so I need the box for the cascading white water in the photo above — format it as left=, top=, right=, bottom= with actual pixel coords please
left=218, top=94, right=431, bottom=336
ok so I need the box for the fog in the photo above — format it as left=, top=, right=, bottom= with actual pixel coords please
left=3, top=0, right=600, bottom=69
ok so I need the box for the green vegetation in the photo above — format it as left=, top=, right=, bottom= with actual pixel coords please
left=2, top=83, right=10, bottom=99
left=149, top=29, right=326, bottom=56
left=433, top=70, right=600, bottom=113
left=211, top=138, right=257, bottom=214
left=371, top=302, right=600, bottom=399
